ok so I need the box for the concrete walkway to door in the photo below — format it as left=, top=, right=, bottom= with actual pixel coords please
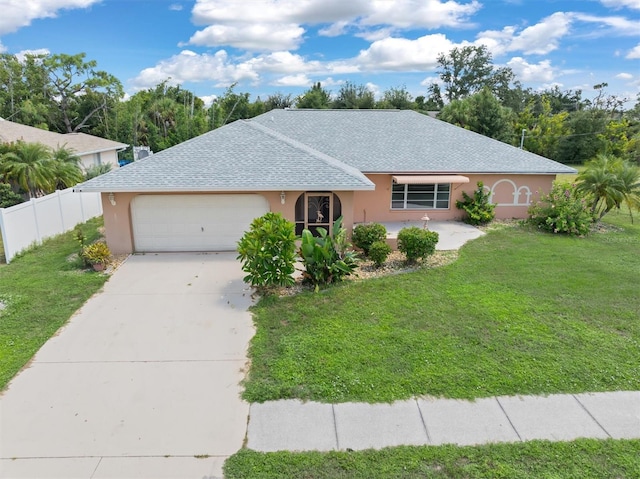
left=0, top=253, right=254, bottom=479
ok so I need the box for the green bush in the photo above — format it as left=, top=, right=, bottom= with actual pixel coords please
left=352, top=223, right=387, bottom=256
left=397, top=227, right=439, bottom=263
left=81, top=242, right=112, bottom=267
left=456, top=181, right=496, bottom=225
left=528, top=182, right=591, bottom=236
left=237, top=212, right=297, bottom=290
left=368, top=241, right=391, bottom=267
left=0, top=183, right=24, bottom=208
left=299, top=216, right=358, bottom=289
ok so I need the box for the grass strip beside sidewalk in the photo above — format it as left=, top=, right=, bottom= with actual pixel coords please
left=0, top=218, right=109, bottom=390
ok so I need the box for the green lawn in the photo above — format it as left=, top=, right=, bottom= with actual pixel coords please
left=224, top=439, right=640, bottom=479
left=243, top=210, right=639, bottom=403
left=0, top=218, right=108, bottom=390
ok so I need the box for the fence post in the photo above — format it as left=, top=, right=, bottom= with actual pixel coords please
left=56, top=190, right=66, bottom=231
left=31, top=198, right=42, bottom=243
left=0, top=208, right=9, bottom=263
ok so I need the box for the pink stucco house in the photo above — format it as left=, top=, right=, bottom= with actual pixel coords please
left=74, top=109, right=575, bottom=254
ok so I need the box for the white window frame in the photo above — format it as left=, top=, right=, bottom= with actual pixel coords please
left=391, top=182, right=451, bottom=210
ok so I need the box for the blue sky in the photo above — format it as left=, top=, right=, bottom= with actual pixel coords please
left=1, top=0, right=639, bottom=107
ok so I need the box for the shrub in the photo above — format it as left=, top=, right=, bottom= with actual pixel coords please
left=352, top=223, right=387, bottom=256
left=299, top=216, right=358, bottom=289
left=81, top=242, right=112, bottom=267
left=0, top=183, right=24, bottom=208
left=237, top=212, right=297, bottom=290
left=528, top=182, right=591, bottom=236
left=456, top=181, right=496, bottom=225
left=368, top=241, right=391, bottom=267
left=397, top=227, right=439, bottom=263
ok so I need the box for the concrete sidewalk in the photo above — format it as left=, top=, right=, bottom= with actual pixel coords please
left=247, top=391, right=640, bottom=452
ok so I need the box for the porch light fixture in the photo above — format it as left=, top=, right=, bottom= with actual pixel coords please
left=108, top=192, right=116, bottom=206
left=280, top=191, right=286, bottom=205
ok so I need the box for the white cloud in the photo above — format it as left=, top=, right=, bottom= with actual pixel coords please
left=506, top=57, right=555, bottom=82
left=572, top=13, right=640, bottom=35
left=599, top=0, right=640, bottom=10
left=132, top=50, right=259, bottom=89
left=0, top=0, right=99, bottom=35
left=616, top=72, right=634, bottom=79
left=360, top=0, right=481, bottom=29
left=271, top=74, right=312, bottom=87
left=15, top=48, right=50, bottom=62
left=169, top=3, right=183, bottom=11
left=318, top=21, right=349, bottom=37
left=627, top=43, right=640, bottom=58
left=199, top=94, right=218, bottom=107
left=0, top=41, right=5, bottom=53
left=245, top=51, right=321, bottom=74
left=189, top=0, right=483, bottom=52
left=477, top=12, right=571, bottom=56
left=354, top=34, right=459, bottom=71
left=188, top=23, right=305, bottom=51
left=365, top=82, right=382, bottom=99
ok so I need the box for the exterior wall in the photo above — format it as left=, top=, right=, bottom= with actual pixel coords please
left=79, top=149, right=120, bottom=171
left=101, top=190, right=354, bottom=254
left=353, top=174, right=555, bottom=223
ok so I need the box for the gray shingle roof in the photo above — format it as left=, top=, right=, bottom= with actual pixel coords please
left=252, top=109, right=576, bottom=174
left=75, top=120, right=374, bottom=192
left=75, top=109, right=575, bottom=193
left=0, top=118, right=128, bottom=154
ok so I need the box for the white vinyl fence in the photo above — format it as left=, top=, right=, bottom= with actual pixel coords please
left=0, top=188, right=102, bottom=263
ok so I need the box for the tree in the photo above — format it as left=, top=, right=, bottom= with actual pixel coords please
left=431, top=45, right=514, bottom=103
left=296, top=82, right=331, bottom=109
left=0, top=142, right=82, bottom=197
left=378, top=86, right=414, bottom=110
left=40, top=53, right=124, bottom=133
left=555, top=110, right=607, bottom=164
left=264, top=92, right=294, bottom=111
left=332, top=82, right=375, bottom=109
left=439, top=88, right=513, bottom=142
left=576, top=154, right=640, bottom=222
left=515, top=98, right=569, bottom=158
left=0, top=142, right=56, bottom=197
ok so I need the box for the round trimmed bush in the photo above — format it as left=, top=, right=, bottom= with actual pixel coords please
left=397, top=227, right=439, bottom=263
left=352, top=223, right=387, bottom=256
left=368, top=240, right=391, bottom=267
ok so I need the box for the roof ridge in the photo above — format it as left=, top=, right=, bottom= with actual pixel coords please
left=242, top=119, right=373, bottom=188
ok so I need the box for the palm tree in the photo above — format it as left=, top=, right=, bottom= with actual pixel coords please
left=51, top=145, right=83, bottom=190
left=615, top=160, right=640, bottom=223
left=576, top=154, right=640, bottom=222
left=0, top=141, right=56, bottom=197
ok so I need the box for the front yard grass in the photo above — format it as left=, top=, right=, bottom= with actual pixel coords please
left=224, top=439, right=640, bottom=478
left=243, top=210, right=639, bottom=403
left=0, top=218, right=108, bottom=390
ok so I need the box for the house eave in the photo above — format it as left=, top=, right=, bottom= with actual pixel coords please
left=73, top=184, right=376, bottom=194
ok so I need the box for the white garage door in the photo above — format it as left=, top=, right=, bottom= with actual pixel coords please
left=131, top=194, right=269, bottom=252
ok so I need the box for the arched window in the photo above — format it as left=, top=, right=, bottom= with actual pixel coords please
left=295, top=193, right=342, bottom=236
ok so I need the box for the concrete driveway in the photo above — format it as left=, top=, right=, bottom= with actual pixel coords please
left=0, top=253, right=255, bottom=479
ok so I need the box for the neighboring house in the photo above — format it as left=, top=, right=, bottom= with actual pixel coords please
left=74, top=109, right=575, bottom=254
left=0, top=118, right=128, bottom=171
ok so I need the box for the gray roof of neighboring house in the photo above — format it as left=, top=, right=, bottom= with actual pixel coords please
left=0, top=118, right=128, bottom=155
left=74, top=109, right=575, bottom=193
left=75, top=120, right=375, bottom=192
left=252, top=109, right=576, bottom=174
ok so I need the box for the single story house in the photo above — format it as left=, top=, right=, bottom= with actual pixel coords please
left=74, top=109, right=575, bottom=254
left=0, top=118, right=128, bottom=171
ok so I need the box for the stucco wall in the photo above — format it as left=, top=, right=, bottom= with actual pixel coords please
left=79, top=150, right=120, bottom=171
left=352, top=174, right=555, bottom=223
left=101, top=190, right=354, bottom=254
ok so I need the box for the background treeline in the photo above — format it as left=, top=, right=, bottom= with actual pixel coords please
left=1, top=49, right=638, bottom=165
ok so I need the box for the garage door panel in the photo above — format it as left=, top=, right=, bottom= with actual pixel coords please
left=131, top=195, right=269, bottom=252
